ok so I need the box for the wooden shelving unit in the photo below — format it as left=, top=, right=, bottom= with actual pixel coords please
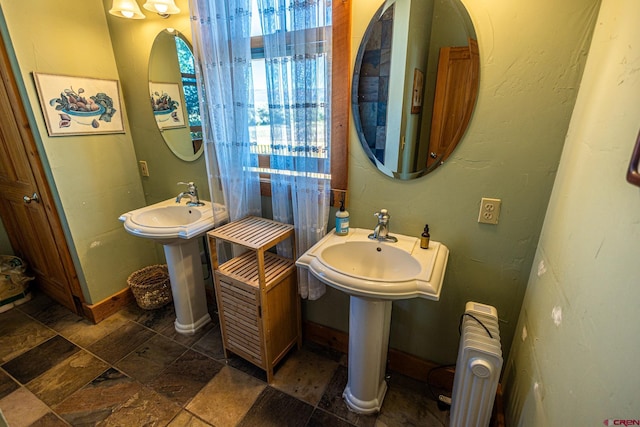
left=206, top=216, right=301, bottom=382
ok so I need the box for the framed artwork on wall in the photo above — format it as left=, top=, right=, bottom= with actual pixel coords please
left=149, top=82, right=186, bottom=130
left=627, top=129, right=640, bottom=187
left=33, top=72, right=124, bottom=136
left=411, top=68, right=424, bottom=114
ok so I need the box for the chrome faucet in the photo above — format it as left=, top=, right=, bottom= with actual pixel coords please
left=176, top=181, right=204, bottom=206
left=368, top=209, right=398, bottom=242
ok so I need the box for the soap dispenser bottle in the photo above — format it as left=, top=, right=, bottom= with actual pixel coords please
left=335, top=199, right=350, bottom=236
left=420, top=224, right=430, bottom=249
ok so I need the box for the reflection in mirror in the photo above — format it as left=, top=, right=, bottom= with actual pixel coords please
left=149, top=29, right=203, bottom=162
left=353, top=0, right=479, bottom=180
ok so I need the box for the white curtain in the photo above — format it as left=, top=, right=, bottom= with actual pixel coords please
left=189, top=0, right=261, bottom=222
left=257, top=0, right=332, bottom=300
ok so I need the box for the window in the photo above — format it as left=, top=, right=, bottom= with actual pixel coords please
left=175, top=35, right=203, bottom=146
left=248, top=0, right=350, bottom=205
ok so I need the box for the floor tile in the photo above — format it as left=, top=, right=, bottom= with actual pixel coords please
left=0, top=310, right=55, bottom=363
left=26, top=350, right=109, bottom=406
left=237, top=386, right=314, bottom=427
left=13, top=292, right=55, bottom=318
left=147, top=349, right=224, bottom=406
left=53, top=368, right=142, bottom=425
left=28, top=412, right=69, bottom=427
left=377, top=372, right=448, bottom=427
left=2, top=336, right=80, bottom=384
left=0, top=387, right=50, bottom=427
left=317, top=365, right=376, bottom=427
left=304, top=341, right=347, bottom=365
left=187, top=365, right=266, bottom=427
left=192, top=325, right=225, bottom=359
left=115, top=334, right=187, bottom=384
left=122, top=303, right=176, bottom=332
left=0, top=370, right=18, bottom=400
left=97, top=384, right=181, bottom=426
left=86, top=321, right=155, bottom=364
left=167, top=410, right=213, bottom=427
left=58, top=311, right=132, bottom=348
left=225, top=354, right=268, bottom=382
left=271, top=347, right=339, bottom=405
left=20, top=300, right=83, bottom=331
left=307, top=408, right=356, bottom=427
left=158, top=316, right=217, bottom=347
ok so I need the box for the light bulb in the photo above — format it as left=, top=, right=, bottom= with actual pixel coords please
left=143, top=0, right=180, bottom=17
left=109, top=0, right=146, bottom=19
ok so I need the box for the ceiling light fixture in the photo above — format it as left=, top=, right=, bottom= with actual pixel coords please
left=109, top=0, right=146, bottom=19
left=143, top=0, right=180, bottom=18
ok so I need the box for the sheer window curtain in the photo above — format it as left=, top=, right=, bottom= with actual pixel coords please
left=257, top=0, right=332, bottom=300
left=189, top=0, right=261, bottom=223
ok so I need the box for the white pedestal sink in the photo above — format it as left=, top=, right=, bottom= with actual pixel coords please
left=119, top=198, right=228, bottom=335
left=296, top=228, right=449, bottom=414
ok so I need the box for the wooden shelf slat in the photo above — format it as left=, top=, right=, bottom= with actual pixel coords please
left=218, top=251, right=295, bottom=288
left=208, top=216, right=294, bottom=250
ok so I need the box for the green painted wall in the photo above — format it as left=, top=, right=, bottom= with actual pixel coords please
left=102, top=0, right=210, bottom=207
left=504, top=0, right=640, bottom=423
left=304, top=0, right=601, bottom=365
left=0, top=0, right=156, bottom=304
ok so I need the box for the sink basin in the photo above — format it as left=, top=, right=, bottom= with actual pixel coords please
left=296, top=227, right=449, bottom=414
left=296, top=228, right=448, bottom=300
left=119, top=198, right=228, bottom=244
left=119, top=198, right=229, bottom=336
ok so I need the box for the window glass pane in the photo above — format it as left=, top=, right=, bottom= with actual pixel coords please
left=249, top=58, right=271, bottom=154
left=175, top=37, right=195, bottom=74
left=175, top=36, right=202, bottom=140
left=249, top=0, right=330, bottom=161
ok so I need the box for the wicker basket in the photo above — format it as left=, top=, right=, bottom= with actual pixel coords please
left=127, top=264, right=172, bottom=310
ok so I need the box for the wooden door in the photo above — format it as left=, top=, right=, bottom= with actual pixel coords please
left=427, top=38, right=480, bottom=168
left=0, top=33, right=84, bottom=314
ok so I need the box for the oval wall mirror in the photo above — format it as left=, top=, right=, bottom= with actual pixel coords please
left=148, top=29, right=203, bottom=162
left=353, top=0, right=479, bottom=180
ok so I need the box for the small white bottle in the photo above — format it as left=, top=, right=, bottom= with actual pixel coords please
left=335, top=199, right=349, bottom=235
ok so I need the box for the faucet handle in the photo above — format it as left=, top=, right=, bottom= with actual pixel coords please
left=177, top=181, right=197, bottom=192
left=374, top=209, right=390, bottom=222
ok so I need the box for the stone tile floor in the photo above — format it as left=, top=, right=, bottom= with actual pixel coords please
left=0, top=292, right=449, bottom=426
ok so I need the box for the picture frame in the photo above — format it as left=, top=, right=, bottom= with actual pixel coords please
left=627, top=129, right=640, bottom=187
left=411, top=68, right=424, bottom=114
left=33, top=72, right=124, bottom=136
left=149, top=82, right=186, bottom=130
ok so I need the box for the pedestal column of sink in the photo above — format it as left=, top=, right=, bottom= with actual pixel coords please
left=343, top=296, right=393, bottom=414
left=163, top=238, right=211, bottom=334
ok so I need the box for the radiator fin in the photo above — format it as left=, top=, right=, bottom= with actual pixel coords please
left=450, top=301, right=503, bottom=427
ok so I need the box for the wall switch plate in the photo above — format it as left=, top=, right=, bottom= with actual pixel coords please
left=139, top=160, right=149, bottom=177
left=478, top=197, right=501, bottom=224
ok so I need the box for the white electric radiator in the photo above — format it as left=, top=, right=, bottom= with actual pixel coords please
left=450, top=302, right=503, bottom=427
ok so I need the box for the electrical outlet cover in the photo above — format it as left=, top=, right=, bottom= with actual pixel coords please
left=478, top=197, right=501, bottom=224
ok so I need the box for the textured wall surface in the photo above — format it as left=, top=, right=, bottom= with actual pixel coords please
left=504, top=0, right=640, bottom=423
